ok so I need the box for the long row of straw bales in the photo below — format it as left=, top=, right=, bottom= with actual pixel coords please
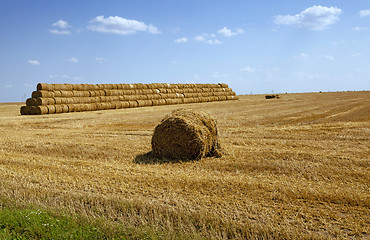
left=21, top=83, right=238, bottom=115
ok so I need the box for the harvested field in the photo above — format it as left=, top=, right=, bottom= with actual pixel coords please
left=0, top=91, right=369, bottom=239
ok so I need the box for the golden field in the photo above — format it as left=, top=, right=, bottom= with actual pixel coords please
left=0, top=91, right=369, bottom=239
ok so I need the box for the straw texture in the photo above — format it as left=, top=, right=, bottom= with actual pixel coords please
left=151, top=108, right=222, bottom=160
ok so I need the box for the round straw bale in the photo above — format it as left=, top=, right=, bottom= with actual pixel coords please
left=218, top=83, right=227, bottom=88
left=70, top=97, right=79, bottom=104
left=107, top=90, right=117, bottom=96
left=52, top=90, right=62, bottom=97
left=26, top=98, right=37, bottom=106
left=128, top=101, right=138, bottom=108
left=110, top=102, right=120, bottom=109
left=218, top=96, right=227, bottom=101
left=59, top=98, right=72, bottom=104
left=89, top=91, right=97, bottom=97
left=111, top=96, right=120, bottom=101
left=81, top=91, right=91, bottom=97
left=132, top=83, right=143, bottom=89
left=60, top=91, right=73, bottom=97
left=148, top=94, right=161, bottom=100
left=95, top=90, right=104, bottom=96
left=57, top=84, right=67, bottom=91
left=182, top=98, right=193, bottom=104
left=174, top=98, right=183, bottom=104
left=114, top=102, right=122, bottom=109
left=78, top=104, right=87, bottom=111
left=32, top=106, right=49, bottom=115
left=136, top=95, right=148, bottom=100
left=73, top=84, right=83, bottom=91
left=47, top=105, right=56, bottom=114
left=89, top=103, right=97, bottom=111
left=75, top=104, right=84, bottom=112
left=167, top=93, right=177, bottom=99
left=60, top=104, right=69, bottom=113
left=94, top=84, right=103, bottom=90
left=151, top=100, right=160, bottom=106
left=20, top=106, right=31, bottom=115
left=141, top=89, right=153, bottom=94
left=101, top=102, right=112, bottom=110
left=98, top=96, right=107, bottom=102
left=227, top=95, right=238, bottom=100
left=118, top=83, right=128, bottom=89
left=95, top=103, right=103, bottom=111
left=136, top=100, right=153, bottom=107
left=53, top=98, right=62, bottom=105
left=121, top=101, right=130, bottom=108
left=165, top=99, right=175, bottom=105
left=28, top=106, right=37, bottom=115
left=152, top=108, right=221, bottom=160
left=158, top=88, right=168, bottom=93
left=122, top=95, right=137, bottom=101
left=54, top=104, right=63, bottom=113
left=66, top=104, right=74, bottom=112
left=182, top=88, right=190, bottom=93
left=32, top=91, right=50, bottom=98
left=133, top=89, right=143, bottom=95
left=37, top=83, right=51, bottom=91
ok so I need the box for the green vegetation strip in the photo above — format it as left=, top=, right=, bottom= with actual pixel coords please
left=0, top=200, right=163, bottom=240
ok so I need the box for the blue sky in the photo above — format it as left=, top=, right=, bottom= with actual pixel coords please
left=0, top=0, right=369, bottom=102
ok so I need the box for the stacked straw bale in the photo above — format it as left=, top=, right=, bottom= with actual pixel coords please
left=151, top=108, right=222, bottom=160
left=21, top=83, right=238, bottom=115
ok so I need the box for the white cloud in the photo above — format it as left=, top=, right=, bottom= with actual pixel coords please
left=194, top=34, right=222, bottom=45
left=27, top=60, right=40, bottom=65
left=217, top=27, right=244, bottom=37
left=359, top=10, right=370, bottom=17
left=206, top=39, right=222, bottom=45
left=88, top=15, right=160, bottom=35
left=5, top=85, right=13, bottom=88
left=294, top=53, right=309, bottom=60
left=49, top=29, right=71, bottom=35
left=274, top=5, right=342, bottom=30
left=194, top=35, right=206, bottom=42
left=322, top=54, right=335, bottom=60
left=50, top=20, right=71, bottom=35
left=74, top=76, right=82, bottom=81
left=240, top=66, right=256, bottom=72
left=68, top=57, right=78, bottom=63
left=354, top=26, right=368, bottom=31
left=95, top=57, right=108, bottom=63
left=52, top=20, right=70, bottom=29
left=350, top=53, right=362, bottom=57
left=23, top=83, right=33, bottom=87
left=175, top=37, right=188, bottom=43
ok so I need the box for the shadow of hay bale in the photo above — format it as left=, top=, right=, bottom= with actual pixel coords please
left=134, top=149, right=223, bottom=164
left=133, top=151, right=194, bottom=164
